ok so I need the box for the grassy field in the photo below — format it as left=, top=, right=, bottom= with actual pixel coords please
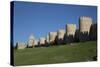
left=14, top=41, right=97, bottom=66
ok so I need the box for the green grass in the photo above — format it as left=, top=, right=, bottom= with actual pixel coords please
left=14, top=41, right=97, bottom=66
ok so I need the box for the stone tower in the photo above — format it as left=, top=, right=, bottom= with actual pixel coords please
left=79, top=16, right=92, bottom=33
left=49, top=32, right=57, bottom=45
left=57, top=29, right=65, bottom=44
left=66, top=24, right=76, bottom=36
left=28, top=34, right=35, bottom=47
left=64, top=24, right=76, bottom=43
left=39, top=37, right=45, bottom=46
left=79, top=16, right=92, bottom=41
left=34, top=39, right=39, bottom=46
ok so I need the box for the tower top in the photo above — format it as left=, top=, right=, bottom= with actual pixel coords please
left=80, top=16, right=92, bottom=20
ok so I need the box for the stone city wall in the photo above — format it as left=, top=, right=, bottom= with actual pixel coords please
left=16, top=16, right=97, bottom=48
left=16, top=42, right=26, bottom=49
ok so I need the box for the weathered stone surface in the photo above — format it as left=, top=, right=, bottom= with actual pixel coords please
left=57, top=29, right=65, bottom=44
left=16, top=42, right=26, bottom=49
left=64, top=24, right=76, bottom=43
left=66, top=24, right=76, bottom=36
left=58, top=29, right=65, bottom=39
left=79, top=16, right=92, bottom=41
left=34, top=40, right=38, bottom=46
left=28, top=34, right=35, bottom=47
left=79, top=16, right=92, bottom=33
left=49, top=32, right=57, bottom=45
left=39, top=37, right=45, bottom=45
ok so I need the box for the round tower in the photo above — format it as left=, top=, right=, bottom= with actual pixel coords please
left=39, top=37, right=45, bottom=46
left=79, top=16, right=92, bottom=41
left=79, top=16, right=92, bottom=33
left=28, top=34, right=35, bottom=47
left=64, top=24, right=76, bottom=43
left=34, top=40, right=38, bottom=46
left=49, top=32, right=57, bottom=45
left=66, top=24, right=76, bottom=36
left=57, top=29, right=65, bottom=44
left=57, top=29, right=65, bottom=39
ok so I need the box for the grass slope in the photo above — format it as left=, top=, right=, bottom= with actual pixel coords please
left=14, top=41, right=97, bottom=66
